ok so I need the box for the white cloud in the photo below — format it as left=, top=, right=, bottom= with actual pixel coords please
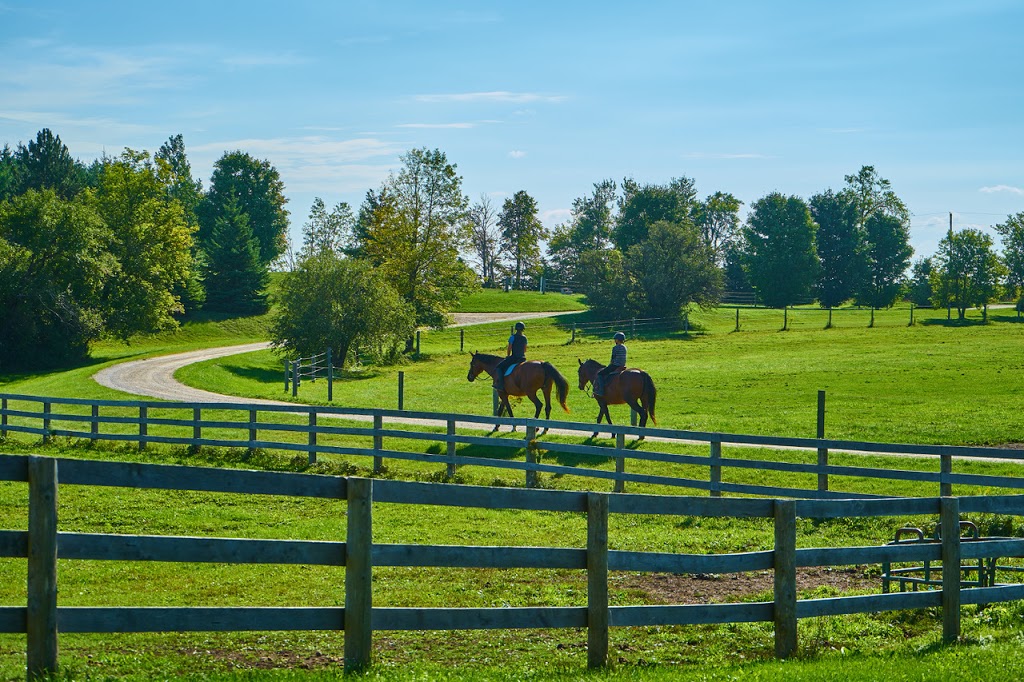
left=508, top=150, right=526, bottom=158
left=396, top=122, right=476, bottom=129
left=414, top=91, right=567, bottom=104
left=190, top=135, right=402, bottom=193
left=541, top=208, right=571, bottom=225
left=980, top=185, right=1024, bottom=196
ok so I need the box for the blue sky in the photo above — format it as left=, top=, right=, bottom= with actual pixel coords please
left=1, top=1, right=1022, bottom=259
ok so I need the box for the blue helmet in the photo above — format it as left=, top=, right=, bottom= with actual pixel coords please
left=613, top=331, right=625, bottom=342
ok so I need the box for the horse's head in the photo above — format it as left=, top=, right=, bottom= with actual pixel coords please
left=467, top=351, right=483, bottom=382
left=577, top=358, right=597, bottom=390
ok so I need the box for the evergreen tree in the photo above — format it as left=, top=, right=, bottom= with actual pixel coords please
left=204, top=196, right=269, bottom=314
left=14, top=128, right=86, bottom=199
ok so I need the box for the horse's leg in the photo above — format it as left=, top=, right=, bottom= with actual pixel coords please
left=540, top=381, right=553, bottom=434
left=592, top=400, right=609, bottom=438
left=528, top=392, right=543, bottom=423
left=625, top=398, right=647, bottom=440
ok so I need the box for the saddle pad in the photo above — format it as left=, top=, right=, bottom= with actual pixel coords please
left=504, top=361, right=523, bottom=377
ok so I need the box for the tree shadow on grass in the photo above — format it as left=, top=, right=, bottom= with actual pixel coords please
left=920, top=317, right=991, bottom=328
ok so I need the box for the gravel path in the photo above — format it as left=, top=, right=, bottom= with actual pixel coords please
left=91, top=311, right=583, bottom=403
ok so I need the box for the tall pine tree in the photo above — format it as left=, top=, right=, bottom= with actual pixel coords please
left=204, top=196, right=268, bottom=314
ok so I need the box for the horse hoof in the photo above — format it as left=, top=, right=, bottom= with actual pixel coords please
left=541, top=427, right=549, bottom=435
left=637, top=435, right=645, bottom=442
left=591, top=432, right=599, bottom=439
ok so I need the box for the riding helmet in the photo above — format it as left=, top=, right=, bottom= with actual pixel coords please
left=613, top=331, right=625, bottom=341
left=515, top=321, right=526, bottom=331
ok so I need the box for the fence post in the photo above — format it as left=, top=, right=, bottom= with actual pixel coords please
left=292, top=361, right=299, bottom=397
left=782, top=307, right=788, bottom=331
left=90, top=404, right=99, bottom=443
left=614, top=431, right=625, bottom=494
left=27, top=456, right=58, bottom=680
left=817, top=390, right=828, bottom=493
left=373, top=413, right=384, bottom=474
left=446, top=419, right=457, bottom=479
left=910, top=304, right=915, bottom=326
left=249, top=409, right=258, bottom=450
left=870, top=308, right=875, bottom=328
left=284, top=359, right=290, bottom=392
left=826, top=307, right=832, bottom=329
left=192, top=407, right=201, bottom=453
left=587, top=492, right=609, bottom=669
left=460, top=328, right=464, bottom=352
left=398, top=372, right=405, bottom=410
left=941, top=496, right=961, bottom=644
left=138, top=405, right=147, bottom=451
left=327, top=348, right=333, bottom=402
left=940, top=453, right=952, bottom=497
left=1, top=397, right=7, bottom=439
left=344, top=478, right=374, bottom=672
left=42, top=401, right=51, bottom=444
left=525, top=424, right=538, bottom=488
left=415, top=330, right=421, bottom=355
left=308, top=410, right=317, bottom=465
left=773, top=499, right=797, bottom=659
left=710, top=438, right=722, bottom=497
left=630, top=318, right=636, bottom=337
left=683, top=312, right=689, bottom=335
left=571, top=323, right=577, bottom=343
left=735, top=307, right=740, bottom=332
left=492, top=388, right=500, bottom=417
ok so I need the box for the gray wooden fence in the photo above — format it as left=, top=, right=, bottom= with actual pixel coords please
left=3, top=393, right=1024, bottom=501
left=3, top=454, right=1024, bottom=679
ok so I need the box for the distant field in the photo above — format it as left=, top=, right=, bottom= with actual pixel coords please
left=456, top=288, right=587, bottom=312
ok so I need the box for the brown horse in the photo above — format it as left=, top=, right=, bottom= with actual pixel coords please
left=467, top=352, right=570, bottom=433
left=577, top=358, right=657, bottom=438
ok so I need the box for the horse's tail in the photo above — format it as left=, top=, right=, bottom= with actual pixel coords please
left=643, top=372, right=657, bottom=425
left=542, top=362, right=571, bottom=413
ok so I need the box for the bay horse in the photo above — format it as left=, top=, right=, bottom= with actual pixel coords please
left=577, top=358, right=657, bottom=438
left=467, top=352, right=570, bottom=433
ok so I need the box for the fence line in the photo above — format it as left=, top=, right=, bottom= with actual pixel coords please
left=3, top=394, right=1024, bottom=501
left=2, top=454, right=1024, bottom=677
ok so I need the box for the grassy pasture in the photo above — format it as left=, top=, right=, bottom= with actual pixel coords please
left=4, top=298, right=1024, bottom=678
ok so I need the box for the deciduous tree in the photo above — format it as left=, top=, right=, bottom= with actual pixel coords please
left=741, top=193, right=818, bottom=308
left=995, top=212, right=1024, bottom=298
left=94, top=149, right=196, bottom=338
left=498, top=190, right=547, bottom=288
left=695, top=190, right=742, bottom=259
left=614, top=177, right=696, bottom=253
left=468, top=194, right=501, bottom=286
left=301, top=197, right=354, bottom=258
left=271, top=253, right=414, bottom=369
left=930, top=228, right=1006, bottom=319
left=548, top=179, right=616, bottom=283
left=357, top=148, right=476, bottom=332
left=810, top=190, right=866, bottom=308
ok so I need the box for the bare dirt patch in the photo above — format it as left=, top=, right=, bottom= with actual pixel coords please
left=624, top=566, right=878, bottom=604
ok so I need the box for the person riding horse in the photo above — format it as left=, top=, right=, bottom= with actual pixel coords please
left=593, top=331, right=626, bottom=397
left=494, top=321, right=527, bottom=392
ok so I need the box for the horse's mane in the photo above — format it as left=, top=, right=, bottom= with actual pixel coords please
left=473, top=352, right=504, bottom=364
left=581, top=358, right=603, bottom=370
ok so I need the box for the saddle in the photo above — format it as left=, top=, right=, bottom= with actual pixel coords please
left=504, top=360, right=525, bottom=377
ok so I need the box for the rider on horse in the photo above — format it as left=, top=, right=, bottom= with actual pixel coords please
left=593, top=331, right=626, bottom=397
left=494, top=321, right=527, bottom=392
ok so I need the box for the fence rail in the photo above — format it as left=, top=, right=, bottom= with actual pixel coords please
left=2, top=454, right=1024, bottom=677
left=3, top=393, right=1024, bottom=502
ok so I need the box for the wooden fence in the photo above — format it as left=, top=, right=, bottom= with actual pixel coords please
left=3, top=393, right=1024, bottom=500
left=3, top=453, right=1024, bottom=678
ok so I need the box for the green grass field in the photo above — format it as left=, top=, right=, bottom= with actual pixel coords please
left=4, top=295, right=1024, bottom=679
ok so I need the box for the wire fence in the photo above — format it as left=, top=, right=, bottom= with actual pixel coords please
left=283, top=349, right=334, bottom=399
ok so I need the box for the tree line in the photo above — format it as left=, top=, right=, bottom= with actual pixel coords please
left=4, top=128, right=1022, bottom=372
left=0, top=129, right=289, bottom=370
